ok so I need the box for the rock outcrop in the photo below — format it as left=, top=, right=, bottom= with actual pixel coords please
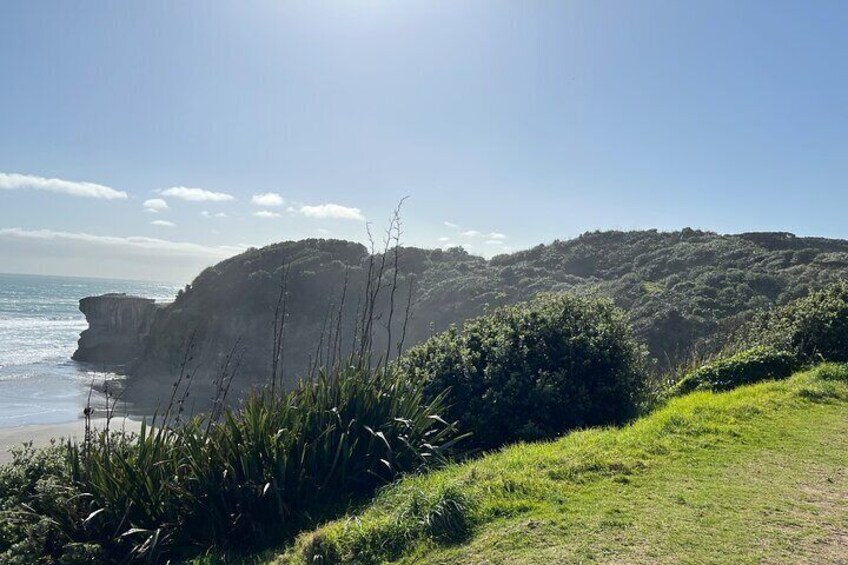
left=73, top=294, right=162, bottom=366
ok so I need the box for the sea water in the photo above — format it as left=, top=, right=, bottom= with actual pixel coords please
left=0, top=273, right=179, bottom=427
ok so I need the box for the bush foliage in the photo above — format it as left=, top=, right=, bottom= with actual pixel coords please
left=670, top=346, right=798, bottom=396
left=0, top=366, right=462, bottom=563
left=404, top=293, right=647, bottom=450
left=735, top=281, right=848, bottom=363
left=0, top=445, right=84, bottom=564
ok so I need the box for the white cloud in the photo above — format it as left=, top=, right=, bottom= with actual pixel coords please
left=201, top=211, right=228, bottom=218
left=161, top=186, right=235, bottom=202
left=315, top=228, right=332, bottom=235
left=0, top=172, right=127, bottom=200
left=143, top=198, right=168, bottom=213
left=0, top=228, right=247, bottom=281
left=444, top=221, right=459, bottom=229
left=485, top=239, right=504, bottom=245
left=151, top=220, right=175, bottom=227
left=460, top=230, right=481, bottom=238
left=253, top=210, right=281, bottom=219
left=0, top=228, right=242, bottom=259
left=300, top=203, right=365, bottom=221
left=438, top=236, right=451, bottom=242
left=251, top=192, right=285, bottom=207
left=488, top=232, right=507, bottom=240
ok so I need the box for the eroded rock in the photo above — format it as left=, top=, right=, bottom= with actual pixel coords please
left=73, top=294, right=162, bottom=365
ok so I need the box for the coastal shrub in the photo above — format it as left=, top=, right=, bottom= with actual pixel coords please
left=736, top=281, right=848, bottom=363
left=0, top=444, right=78, bottom=564
left=0, top=365, right=462, bottom=563
left=403, top=292, right=647, bottom=450
left=177, top=365, right=463, bottom=549
left=670, top=346, right=798, bottom=396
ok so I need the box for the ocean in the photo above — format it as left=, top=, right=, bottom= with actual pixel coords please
left=0, top=273, right=179, bottom=428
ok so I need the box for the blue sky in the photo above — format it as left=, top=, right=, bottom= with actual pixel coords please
left=0, top=1, right=846, bottom=282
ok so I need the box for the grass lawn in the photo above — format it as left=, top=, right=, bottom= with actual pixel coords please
left=269, top=364, right=848, bottom=565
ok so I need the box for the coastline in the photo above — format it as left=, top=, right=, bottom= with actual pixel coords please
left=0, top=417, right=144, bottom=465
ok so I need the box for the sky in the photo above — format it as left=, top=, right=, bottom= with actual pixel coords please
left=0, top=1, right=846, bottom=283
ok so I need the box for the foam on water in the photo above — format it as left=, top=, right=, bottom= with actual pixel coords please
left=0, top=273, right=179, bottom=426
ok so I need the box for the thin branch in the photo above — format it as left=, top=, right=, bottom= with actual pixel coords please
left=384, top=197, right=408, bottom=364
left=396, top=276, right=416, bottom=359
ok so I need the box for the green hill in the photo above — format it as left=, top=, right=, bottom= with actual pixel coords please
left=120, top=229, right=848, bottom=406
left=273, top=364, right=848, bottom=564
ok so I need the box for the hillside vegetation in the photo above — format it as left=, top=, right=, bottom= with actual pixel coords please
left=277, top=364, right=848, bottom=564
left=129, top=230, right=848, bottom=399
left=405, top=293, right=647, bottom=450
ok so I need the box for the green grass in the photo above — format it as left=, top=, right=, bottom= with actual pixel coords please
left=269, top=363, right=848, bottom=565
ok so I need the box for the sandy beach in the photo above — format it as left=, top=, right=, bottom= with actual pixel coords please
left=0, top=417, right=144, bottom=465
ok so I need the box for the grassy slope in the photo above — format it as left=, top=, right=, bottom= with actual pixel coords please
left=273, top=365, right=848, bottom=565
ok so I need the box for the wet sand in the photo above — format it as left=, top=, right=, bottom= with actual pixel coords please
left=0, top=417, right=144, bottom=465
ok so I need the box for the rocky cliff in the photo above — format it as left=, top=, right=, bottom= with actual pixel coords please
left=73, top=294, right=163, bottom=366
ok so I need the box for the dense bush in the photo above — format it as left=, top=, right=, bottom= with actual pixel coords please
left=0, top=365, right=461, bottom=563
left=403, top=293, right=647, bottom=450
left=667, top=281, right=848, bottom=398
left=735, top=281, right=848, bottom=363
left=670, top=346, right=798, bottom=396
left=0, top=444, right=87, bottom=565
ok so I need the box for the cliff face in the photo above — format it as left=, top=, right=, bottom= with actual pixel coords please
left=73, top=294, right=162, bottom=365
left=126, top=240, right=393, bottom=400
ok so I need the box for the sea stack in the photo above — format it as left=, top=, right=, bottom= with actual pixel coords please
left=72, top=293, right=160, bottom=365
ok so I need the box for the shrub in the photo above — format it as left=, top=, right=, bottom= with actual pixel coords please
left=670, top=346, right=798, bottom=395
left=810, top=362, right=848, bottom=383
left=174, top=365, right=463, bottom=549
left=736, top=281, right=848, bottom=363
left=403, top=292, right=647, bottom=450
left=0, top=444, right=89, bottom=565
left=0, top=365, right=462, bottom=563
